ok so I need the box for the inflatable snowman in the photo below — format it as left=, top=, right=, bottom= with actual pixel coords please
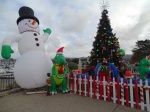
left=1, top=6, right=53, bottom=89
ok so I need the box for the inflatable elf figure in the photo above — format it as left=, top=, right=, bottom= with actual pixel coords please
left=50, top=47, right=69, bottom=94
left=101, top=58, right=109, bottom=71
left=46, top=73, right=51, bottom=96
left=99, top=58, right=111, bottom=81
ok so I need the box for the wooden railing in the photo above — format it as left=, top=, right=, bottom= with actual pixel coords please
left=0, top=74, right=20, bottom=92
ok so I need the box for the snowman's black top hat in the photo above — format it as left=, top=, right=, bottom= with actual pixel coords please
left=17, top=6, right=39, bottom=25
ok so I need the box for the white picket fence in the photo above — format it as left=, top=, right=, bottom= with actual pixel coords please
left=68, top=75, right=150, bottom=112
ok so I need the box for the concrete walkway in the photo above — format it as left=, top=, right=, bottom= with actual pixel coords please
left=0, top=90, right=146, bottom=112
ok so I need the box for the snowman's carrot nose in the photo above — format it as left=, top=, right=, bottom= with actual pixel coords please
left=32, top=19, right=36, bottom=25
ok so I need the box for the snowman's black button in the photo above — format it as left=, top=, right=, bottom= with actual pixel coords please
left=36, top=43, right=39, bottom=46
left=34, top=33, right=37, bottom=36
left=35, top=38, right=38, bottom=41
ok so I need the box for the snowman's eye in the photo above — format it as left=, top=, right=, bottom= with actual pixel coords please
left=29, top=20, right=30, bottom=22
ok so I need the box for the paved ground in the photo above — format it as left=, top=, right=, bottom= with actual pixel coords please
left=0, top=90, right=146, bottom=112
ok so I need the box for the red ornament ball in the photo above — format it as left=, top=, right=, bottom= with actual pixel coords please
left=91, top=66, right=95, bottom=70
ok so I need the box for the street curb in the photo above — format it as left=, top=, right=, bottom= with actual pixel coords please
left=0, top=88, right=23, bottom=97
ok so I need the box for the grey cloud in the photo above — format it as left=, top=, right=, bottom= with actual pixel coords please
left=60, top=6, right=92, bottom=33
left=116, top=8, right=150, bottom=54
left=0, top=0, right=150, bottom=58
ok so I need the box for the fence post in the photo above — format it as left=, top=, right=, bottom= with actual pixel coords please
left=90, top=76, right=93, bottom=98
left=134, top=79, right=139, bottom=109
left=79, top=75, right=82, bottom=95
left=82, top=76, right=84, bottom=96
left=140, top=79, right=144, bottom=110
left=84, top=76, right=87, bottom=96
left=145, top=80, right=150, bottom=112
left=99, top=76, right=103, bottom=100
left=87, top=77, right=90, bottom=97
left=113, top=77, right=116, bottom=103
left=129, top=78, right=134, bottom=108
left=103, top=77, right=106, bottom=101
left=116, top=78, right=120, bottom=104
left=76, top=77, right=79, bottom=94
left=74, top=76, right=76, bottom=94
left=121, top=78, right=124, bottom=105
left=107, top=80, right=110, bottom=102
left=93, top=76, right=96, bottom=99
left=96, top=76, right=99, bottom=99
left=125, top=79, right=129, bottom=107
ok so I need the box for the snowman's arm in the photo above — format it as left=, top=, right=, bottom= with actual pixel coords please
left=42, top=33, right=49, bottom=43
left=42, top=28, right=52, bottom=43
left=1, top=34, right=20, bottom=59
left=2, top=34, right=20, bottom=45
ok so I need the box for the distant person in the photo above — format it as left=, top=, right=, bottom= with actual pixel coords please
left=118, top=64, right=126, bottom=78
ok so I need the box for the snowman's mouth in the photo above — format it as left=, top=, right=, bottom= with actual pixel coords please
left=25, top=23, right=38, bottom=29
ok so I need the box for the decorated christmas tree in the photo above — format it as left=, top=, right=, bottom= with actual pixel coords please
left=90, top=7, right=125, bottom=68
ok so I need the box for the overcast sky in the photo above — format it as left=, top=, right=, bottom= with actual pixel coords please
left=0, top=0, right=150, bottom=59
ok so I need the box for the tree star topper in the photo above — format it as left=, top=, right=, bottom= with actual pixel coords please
left=100, top=0, right=109, bottom=10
